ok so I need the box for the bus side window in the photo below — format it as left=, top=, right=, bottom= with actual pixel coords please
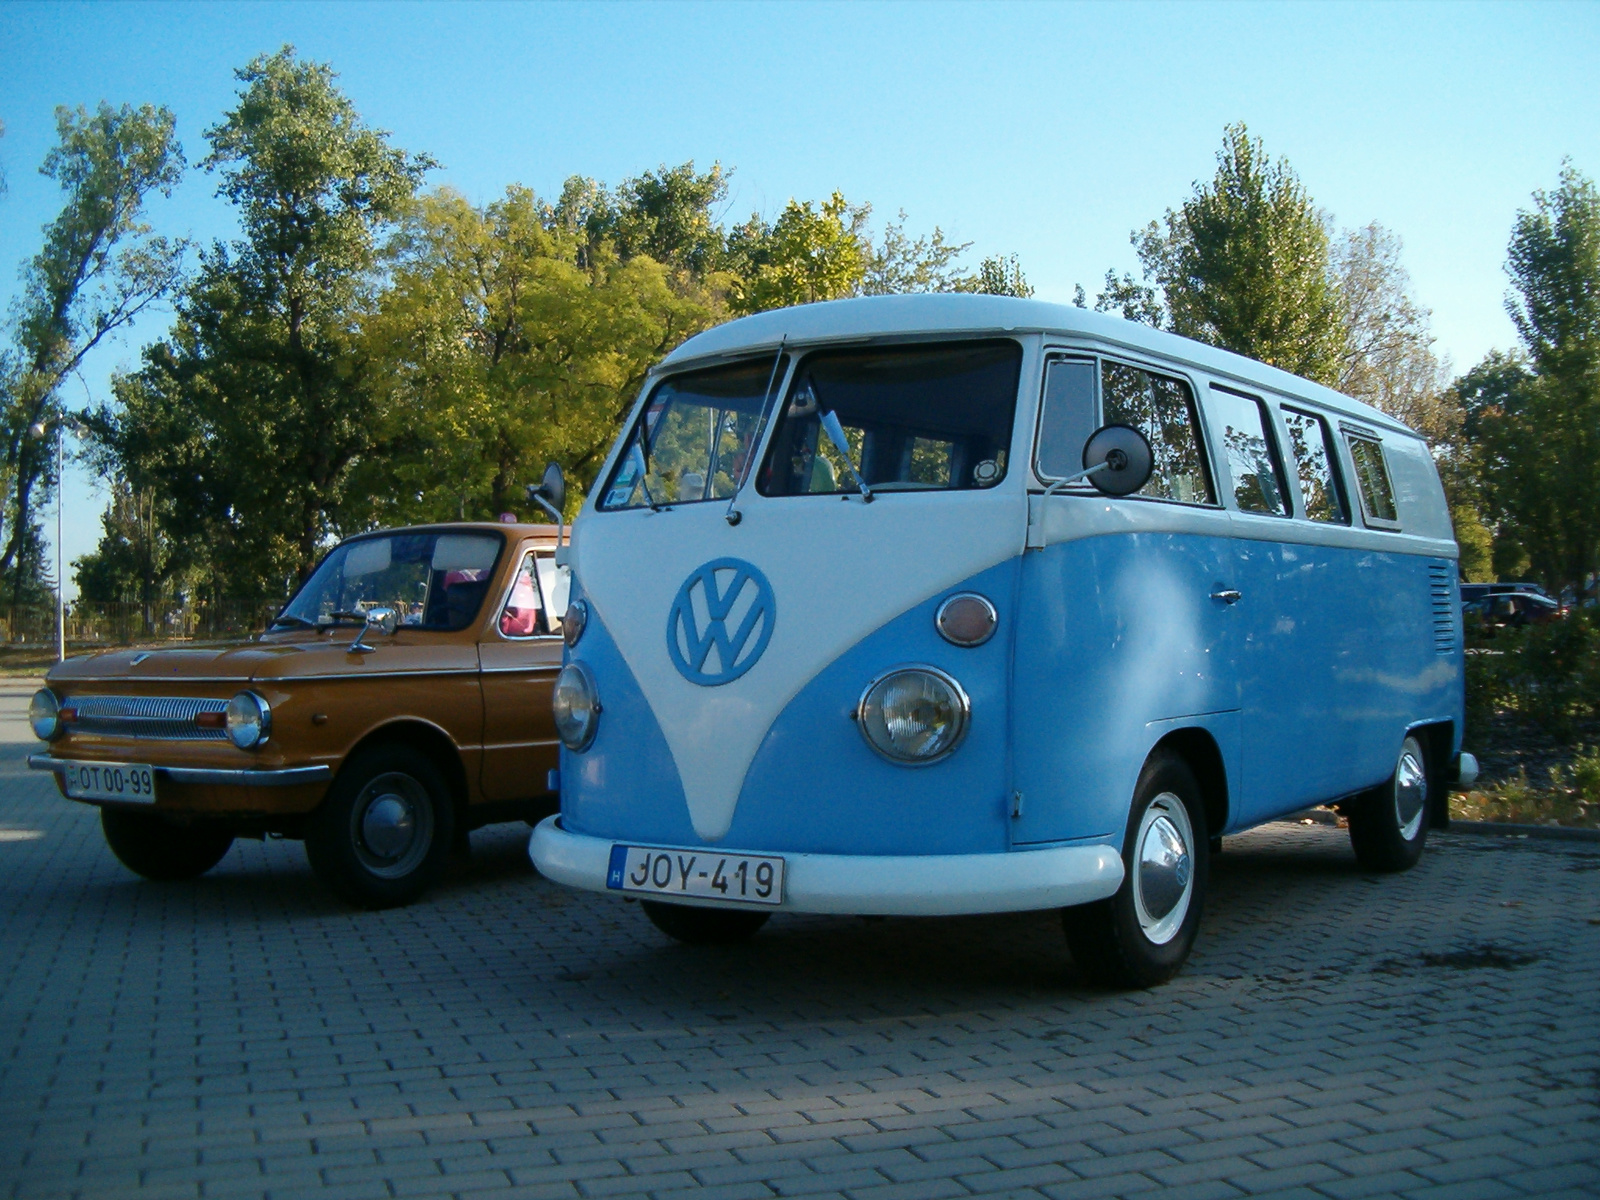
left=1035, top=358, right=1098, bottom=481
left=1281, top=407, right=1349, bottom=524
left=1207, top=385, right=1289, bottom=516
left=1345, top=433, right=1400, bottom=526
left=1102, top=361, right=1215, bottom=505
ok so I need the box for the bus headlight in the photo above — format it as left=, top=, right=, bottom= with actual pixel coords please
left=29, top=689, right=62, bottom=741
left=552, top=662, right=601, bottom=751
left=856, top=666, right=970, bottom=765
left=225, top=691, right=272, bottom=749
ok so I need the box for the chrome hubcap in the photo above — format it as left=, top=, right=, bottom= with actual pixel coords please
left=351, top=772, right=433, bottom=878
left=1132, top=793, right=1194, bottom=945
left=1395, top=741, right=1427, bottom=842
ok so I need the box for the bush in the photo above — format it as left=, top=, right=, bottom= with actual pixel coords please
left=1465, top=609, right=1600, bottom=737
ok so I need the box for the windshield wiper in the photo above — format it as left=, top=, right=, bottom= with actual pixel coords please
left=270, top=613, right=316, bottom=629
left=326, top=611, right=372, bottom=627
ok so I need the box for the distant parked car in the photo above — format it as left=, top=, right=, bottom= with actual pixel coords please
left=1462, top=590, right=1564, bottom=634
left=1459, top=581, right=1556, bottom=604
left=29, top=522, right=570, bottom=908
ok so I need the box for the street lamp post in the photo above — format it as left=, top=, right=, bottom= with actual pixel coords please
left=29, top=415, right=81, bottom=663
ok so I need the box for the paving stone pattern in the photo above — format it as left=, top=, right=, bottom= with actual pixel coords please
left=1, top=688, right=1597, bottom=1199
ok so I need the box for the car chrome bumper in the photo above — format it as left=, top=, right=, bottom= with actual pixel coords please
left=528, top=815, right=1125, bottom=917
left=28, top=755, right=332, bottom=788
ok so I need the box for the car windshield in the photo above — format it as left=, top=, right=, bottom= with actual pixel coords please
left=757, top=340, right=1021, bottom=496
left=276, top=531, right=504, bottom=632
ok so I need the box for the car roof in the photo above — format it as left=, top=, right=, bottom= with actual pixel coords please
left=659, top=294, right=1413, bottom=437
left=343, top=522, right=567, bottom=544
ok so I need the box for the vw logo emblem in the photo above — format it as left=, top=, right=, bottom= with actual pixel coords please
left=666, top=557, right=776, bottom=686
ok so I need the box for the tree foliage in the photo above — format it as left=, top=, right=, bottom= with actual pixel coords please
left=94, top=47, right=432, bottom=599
left=1460, top=167, right=1600, bottom=594
left=0, top=101, right=184, bottom=602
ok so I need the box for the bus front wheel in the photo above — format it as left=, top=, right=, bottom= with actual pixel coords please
left=1063, top=750, right=1208, bottom=988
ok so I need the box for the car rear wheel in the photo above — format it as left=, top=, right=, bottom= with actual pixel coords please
left=1062, top=750, right=1208, bottom=989
left=305, top=745, right=455, bottom=909
left=1347, top=735, right=1430, bottom=873
left=640, top=900, right=770, bottom=945
left=100, top=808, right=235, bottom=881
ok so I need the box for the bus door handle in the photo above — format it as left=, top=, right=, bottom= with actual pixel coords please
left=1210, top=589, right=1243, bottom=605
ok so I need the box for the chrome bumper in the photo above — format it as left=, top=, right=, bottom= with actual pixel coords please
left=28, top=755, right=332, bottom=788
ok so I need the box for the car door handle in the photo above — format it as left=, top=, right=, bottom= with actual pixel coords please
left=1210, top=589, right=1242, bottom=604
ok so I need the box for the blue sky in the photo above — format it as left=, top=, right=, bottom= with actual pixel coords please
left=2, top=0, right=1596, bottom=598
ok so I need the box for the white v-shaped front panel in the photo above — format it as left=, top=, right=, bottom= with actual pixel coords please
left=575, top=491, right=1025, bottom=840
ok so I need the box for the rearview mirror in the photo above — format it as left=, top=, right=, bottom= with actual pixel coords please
left=1081, top=424, right=1154, bottom=497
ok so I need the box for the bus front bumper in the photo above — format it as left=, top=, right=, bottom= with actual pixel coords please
left=528, top=816, right=1125, bottom=917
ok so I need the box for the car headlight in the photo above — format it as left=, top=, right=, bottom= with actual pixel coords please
left=552, top=662, right=600, bottom=751
left=225, top=691, right=272, bottom=749
left=563, top=598, right=588, bottom=648
left=29, top=689, right=61, bottom=741
left=856, top=666, right=970, bottom=765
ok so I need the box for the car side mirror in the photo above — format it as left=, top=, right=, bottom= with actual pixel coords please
left=528, top=461, right=565, bottom=514
left=366, top=606, right=398, bottom=637
left=1081, top=424, right=1154, bottom=497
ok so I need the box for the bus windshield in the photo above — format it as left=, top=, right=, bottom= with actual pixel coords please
left=757, top=340, right=1021, bottom=496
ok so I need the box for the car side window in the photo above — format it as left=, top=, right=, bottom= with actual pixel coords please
left=1102, top=360, right=1215, bottom=505
left=1281, top=407, right=1348, bottom=524
left=1207, top=386, right=1289, bottom=516
left=1345, top=432, right=1399, bottom=525
left=498, top=552, right=546, bottom=638
left=1035, top=357, right=1098, bottom=482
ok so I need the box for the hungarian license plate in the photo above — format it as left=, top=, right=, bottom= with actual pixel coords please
left=608, top=844, right=785, bottom=906
left=61, top=760, right=157, bottom=804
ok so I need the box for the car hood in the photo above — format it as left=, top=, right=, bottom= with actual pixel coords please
left=46, top=633, right=387, bottom=686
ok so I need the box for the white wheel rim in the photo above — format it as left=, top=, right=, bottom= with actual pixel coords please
left=1395, top=739, right=1427, bottom=842
left=1132, top=793, right=1195, bottom=946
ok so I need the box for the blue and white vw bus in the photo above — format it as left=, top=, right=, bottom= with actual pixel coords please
left=529, top=295, right=1471, bottom=986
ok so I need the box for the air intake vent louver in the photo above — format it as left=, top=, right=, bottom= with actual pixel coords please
left=1428, top=564, right=1455, bottom=653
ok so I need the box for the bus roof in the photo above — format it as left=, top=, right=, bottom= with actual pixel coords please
left=660, top=294, right=1413, bottom=438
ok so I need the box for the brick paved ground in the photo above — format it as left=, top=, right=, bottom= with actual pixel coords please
left=1, top=679, right=1597, bottom=1200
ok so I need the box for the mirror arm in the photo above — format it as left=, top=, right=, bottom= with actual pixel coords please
left=531, top=491, right=567, bottom=567
left=348, top=612, right=377, bottom=655
left=1040, top=460, right=1111, bottom=498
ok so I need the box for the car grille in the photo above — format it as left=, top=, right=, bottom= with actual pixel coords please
left=68, top=695, right=230, bottom=741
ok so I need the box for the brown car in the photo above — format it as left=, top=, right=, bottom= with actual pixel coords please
left=29, top=522, right=568, bottom=907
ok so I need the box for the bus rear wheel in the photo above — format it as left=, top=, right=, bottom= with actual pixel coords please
left=1347, top=735, right=1430, bottom=873
left=1063, top=750, right=1208, bottom=988
left=641, top=900, right=769, bottom=945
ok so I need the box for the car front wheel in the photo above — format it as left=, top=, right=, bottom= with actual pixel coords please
left=100, top=808, right=235, bottom=881
left=1062, top=750, right=1208, bottom=989
left=305, top=745, right=455, bottom=909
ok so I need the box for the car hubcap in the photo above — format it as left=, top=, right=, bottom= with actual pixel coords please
left=1395, top=743, right=1427, bottom=842
left=1132, top=793, right=1194, bottom=945
left=352, top=772, right=433, bottom=878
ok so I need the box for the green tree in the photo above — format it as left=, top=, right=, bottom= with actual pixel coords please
left=1098, top=123, right=1345, bottom=384
left=727, top=191, right=874, bottom=313
left=99, top=47, right=433, bottom=598
left=957, top=253, right=1034, bottom=298
left=355, top=185, right=716, bottom=524
left=71, top=479, right=185, bottom=629
left=0, top=102, right=185, bottom=602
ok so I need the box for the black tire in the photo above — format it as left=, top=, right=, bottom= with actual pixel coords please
left=640, top=900, right=770, bottom=945
left=1062, top=750, right=1208, bottom=989
left=100, top=808, right=234, bottom=881
left=304, top=744, right=455, bottom=909
left=1347, top=734, right=1430, bottom=873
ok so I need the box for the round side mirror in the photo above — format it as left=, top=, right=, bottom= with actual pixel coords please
left=366, top=607, right=398, bottom=636
left=1082, top=424, right=1154, bottom=497
left=528, top=461, right=565, bottom=513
